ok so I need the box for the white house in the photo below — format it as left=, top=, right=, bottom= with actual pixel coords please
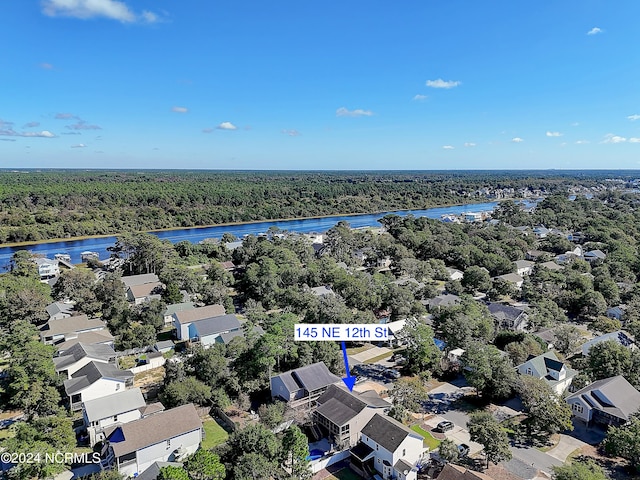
left=351, top=413, right=426, bottom=480
left=33, top=257, right=60, bottom=280
left=463, top=212, right=483, bottom=223
left=494, top=273, right=524, bottom=290
left=82, top=387, right=162, bottom=446
left=566, top=375, right=640, bottom=427
left=516, top=351, right=577, bottom=395
left=55, top=330, right=115, bottom=355
left=173, top=304, right=225, bottom=341
left=101, top=403, right=203, bottom=478
left=514, top=260, right=535, bottom=276
left=126, top=282, right=163, bottom=305
left=53, top=343, right=117, bottom=379
left=445, top=268, right=464, bottom=281
left=45, top=301, right=74, bottom=321
left=64, top=361, right=134, bottom=411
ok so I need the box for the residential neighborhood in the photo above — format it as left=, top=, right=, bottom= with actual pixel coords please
left=2, top=191, right=640, bottom=480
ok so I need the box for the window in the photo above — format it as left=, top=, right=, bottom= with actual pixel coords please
left=572, top=403, right=584, bottom=414
left=166, top=439, right=171, bottom=448
left=113, top=415, right=118, bottom=422
left=377, top=458, right=381, bottom=464
left=402, top=449, right=406, bottom=457
left=376, top=444, right=379, bottom=451
left=525, top=367, right=533, bottom=376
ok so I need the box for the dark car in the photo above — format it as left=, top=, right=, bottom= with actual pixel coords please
left=457, top=444, right=470, bottom=456
left=437, top=420, right=454, bottom=432
left=384, top=368, right=401, bottom=379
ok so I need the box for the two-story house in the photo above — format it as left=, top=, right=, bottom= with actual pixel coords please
left=64, top=361, right=134, bottom=411
left=270, top=362, right=341, bottom=405
left=351, top=413, right=426, bottom=480
left=566, top=375, right=640, bottom=427
left=516, top=351, right=577, bottom=395
left=101, top=403, right=202, bottom=478
left=82, top=387, right=164, bottom=446
left=487, top=303, right=528, bottom=332
left=173, top=304, right=226, bottom=341
left=40, top=314, right=109, bottom=345
left=189, top=314, right=243, bottom=346
left=314, top=385, right=388, bottom=450
left=53, top=343, right=117, bottom=379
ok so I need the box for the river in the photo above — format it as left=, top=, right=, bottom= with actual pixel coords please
left=0, top=201, right=527, bottom=267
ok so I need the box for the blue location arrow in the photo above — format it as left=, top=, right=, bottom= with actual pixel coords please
left=341, top=341, right=356, bottom=391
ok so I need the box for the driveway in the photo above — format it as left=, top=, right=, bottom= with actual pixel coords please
left=425, top=413, right=483, bottom=456
left=546, top=434, right=587, bottom=462
left=510, top=445, right=563, bottom=476
left=349, top=346, right=392, bottom=364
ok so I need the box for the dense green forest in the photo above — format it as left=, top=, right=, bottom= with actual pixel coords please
left=0, top=169, right=631, bottom=244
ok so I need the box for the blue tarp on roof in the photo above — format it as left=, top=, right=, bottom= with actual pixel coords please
left=434, top=338, right=446, bottom=350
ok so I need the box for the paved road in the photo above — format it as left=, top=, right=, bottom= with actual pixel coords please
left=510, top=445, right=563, bottom=476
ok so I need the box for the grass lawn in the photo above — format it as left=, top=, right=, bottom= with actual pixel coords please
left=363, top=351, right=393, bottom=364
left=201, top=418, right=229, bottom=450
left=346, top=344, right=373, bottom=355
left=326, top=468, right=364, bottom=480
left=411, top=425, right=441, bottom=451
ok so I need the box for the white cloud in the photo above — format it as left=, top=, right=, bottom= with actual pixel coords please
left=587, top=27, right=603, bottom=35
left=21, top=130, right=56, bottom=138
left=171, top=106, right=188, bottom=113
left=71, top=143, right=87, bottom=148
left=464, top=142, right=476, bottom=147
left=576, top=140, right=590, bottom=144
left=442, top=145, right=455, bottom=150
left=217, top=122, right=237, bottom=130
left=336, top=107, right=374, bottom=117
left=42, top=0, right=160, bottom=24
left=602, top=133, right=626, bottom=144
left=67, top=120, right=101, bottom=130
left=412, top=94, right=428, bottom=101
left=426, top=79, right=461, bottom=89
left=546, top=131, right=563, bottom=137
left=281, top=129, right=301, bottom=137
left=630, top=138, right=640, bottom=143
left=511, top=137, right=524, bottom=143
left=628, top=114, right=640, bottom=121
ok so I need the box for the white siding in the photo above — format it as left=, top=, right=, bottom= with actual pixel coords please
left=567, top=397, right=592, bottom=422
left=77, top=379, right=128, bottom=404
left=86, top=409, right=142, bottom=445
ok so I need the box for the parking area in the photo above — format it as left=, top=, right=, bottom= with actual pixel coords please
left=424, top=414, right=483, bottom=456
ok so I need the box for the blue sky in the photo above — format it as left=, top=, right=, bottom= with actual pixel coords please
left=2, top=0, right=640, bottom=169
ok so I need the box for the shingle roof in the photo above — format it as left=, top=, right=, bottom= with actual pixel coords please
left=295, top=362, right=342, bottom=392
left=55, top=330, right=114, bottom=353
left=514, top=260, right=534, bottom=269
left=107, top=403, right=202, bottom=457
left=487, top=303, right=525, bottom=322
left=361, top=413, right=418, bottom=453
left=436, top=464, right=493, bottom=480
left=581, top=331, right=635, bottom=355
left=128, top=282, right=163, bottom=299
left=40, top=314, right=107, bottom=338
left=83, top=387, right=146, bottom=422
left=540, top=261, right=563, bottom=271
left=136, top=462, right=183, bottom=480
left=46, top=301, right=73, bottom=318
left=567, top=375, right=640, bottom=422
left=191, top=314, right=241, bottom=338
left=53, top=343, right=116, bottom=371
left=394, top=459, right=415, bottom=475
left=316, top=385, right=368, bottom=426
left=64, top=361, right=134, bottom=395
left=496, top=273, right=524, bottom=284
left=174, top=304, right=225, bottom=324
left=121, top=274, right=160, bottom=288
left=428, top=294, right=461, bottom=308
left=585, top=249, right=606, bottom=259
left=218, top=329, right=245, bottom=344
left=163, top=302, right=196, bottom=317
left=310, top=286, right=334, bottom=296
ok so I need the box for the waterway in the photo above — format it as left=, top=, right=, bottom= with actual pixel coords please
left=0, top=201, right=528, bottom=267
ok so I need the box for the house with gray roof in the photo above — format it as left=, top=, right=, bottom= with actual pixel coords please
left=82, top=387, right=162, bottom=446
left=309, top=285, right=335, bottom=297
left=101, top=403, right=202, bottom=478
left=53, top=342, right=117, bottom=379
left=271, top=362, right=341, bottom=405
left=494, top=273, right=524, bottom=289
left=40, top=314, right=109, bottom=345
left=46, top=301, right=74, bottom=321
left=487, top=302, right=529, bottom=332
left=136, top=462, right=183, bottom=480
left=514, top=260, right=535, bottom=276
left=121, top=273, right=160, bottom=289
left=351, top=413, right=426, bottom=480
left=581, top=331, right=635, bottom=356
left=189, top=313, right=243, bottom=346
left=566, top=375, right=640, bottom=427
left=314, top=384, right=388, bottom=449
left=64, top=361, right=134, bottom=411
left=55, top=330, right=115, bottom=355
left=126, top=282, right=163, bottom=305
left=427, top=294, right=461, bottom=311
left=584, top=249, right=607, bottom=263
left=516, top=351, right=577, bottom=395
left=173, top=304, right=226, bottom=341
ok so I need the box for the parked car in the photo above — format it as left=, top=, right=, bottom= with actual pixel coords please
left=384, top=368, right=401, bottom=379
left=437, top=420, right=454, bottom=432
left=457, top=444, right=470, bottom=457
